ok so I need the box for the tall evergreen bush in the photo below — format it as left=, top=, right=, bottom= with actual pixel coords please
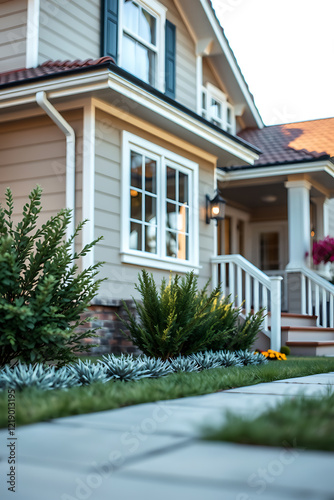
left=119, top=270, right=264, bottom=359
left=0, top=186, right=104, bottom=367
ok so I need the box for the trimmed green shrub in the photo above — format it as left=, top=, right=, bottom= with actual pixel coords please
left=0, top=186, right=104, bottom=367
left=119, top=270, right=264, bottom=360
left=280, top=345, right=291, bottom=356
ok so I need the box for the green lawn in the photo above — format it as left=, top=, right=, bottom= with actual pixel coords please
left=1, top=357, right=334, bottom=428
left=203, top=390, right=334, bottom=452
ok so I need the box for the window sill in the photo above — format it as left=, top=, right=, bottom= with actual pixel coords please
left=120, top=251, right=201, bottom=274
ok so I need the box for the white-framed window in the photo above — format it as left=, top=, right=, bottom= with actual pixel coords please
left=119, top=0, right=166, bottom=91
left=201, top=83, right=235, bottom=135
left=121, top=131, right=199, bottom=272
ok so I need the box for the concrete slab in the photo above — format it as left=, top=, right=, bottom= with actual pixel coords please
left=53, top=403, right=228, bottom=437
left=273, top=374, right=334, bottom=385
left=52, top=401, right=177, bottom=431
left=0, top=460, right=323, bottom=500
left=14, top=421, right=189, bottom=471
left=225, top=382, right=333, bottom=396
left=163, top=391, right=291, bottom=410
left=121, top=441, right=334, bottom=496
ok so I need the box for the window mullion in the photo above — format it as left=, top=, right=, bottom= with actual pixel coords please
left=160, top=156, right=166, bottom=259
left=123, top=27, right=157, bottom=52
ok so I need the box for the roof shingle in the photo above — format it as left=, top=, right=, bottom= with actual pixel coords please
left=237, top=118, right=334, bottom=167
left=0, top=57, right=115, bottom=86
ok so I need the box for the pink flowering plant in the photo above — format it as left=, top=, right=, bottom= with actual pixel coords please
left=312, top=237, right=334, bottom=283
left=312, top=237, right=334, bottom=265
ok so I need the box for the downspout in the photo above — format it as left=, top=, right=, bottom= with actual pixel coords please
left=36, top=91, right=75, bottom=255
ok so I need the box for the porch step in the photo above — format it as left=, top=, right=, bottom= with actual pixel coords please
left=280, top=326, right=334, bottom=342
left=268, top=312, right=318, bottom=328
left=263, top=312, right=334, bottom=356
left=285, top=341, right=334, bottom=356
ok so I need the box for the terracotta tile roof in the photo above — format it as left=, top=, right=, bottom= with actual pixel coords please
left=237, top=118, right=334, bottom=167
left=0, top=57, right=115, bottom=86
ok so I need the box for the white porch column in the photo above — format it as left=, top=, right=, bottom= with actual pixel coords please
left=285, top=180, right=311, bottom=269
left=312, top=197, right=331, bottom=277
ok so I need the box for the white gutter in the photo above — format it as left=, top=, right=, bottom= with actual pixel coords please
left=217, top=160, right=334, bottom=183
left=36, top=91, right=75, bottom=254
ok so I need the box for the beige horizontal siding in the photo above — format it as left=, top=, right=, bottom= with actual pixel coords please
left=0, top=0, right=27, bottom=72
left=38, top=0, right=100, bottom=64
left=203, top=58, right=221, bottom=89
left=162, top=0, right=197, bottom=111
left=0, top=111, right=83, bottom=235
left=94, top=108, right=215, bottom=300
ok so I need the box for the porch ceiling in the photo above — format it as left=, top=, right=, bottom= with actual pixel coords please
left=218, top=179, right=326, bottom=211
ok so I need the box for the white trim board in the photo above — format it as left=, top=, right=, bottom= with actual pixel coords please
left=218, top=160, right=334, bottom=183
left=0, top=69, right=259, bottom=165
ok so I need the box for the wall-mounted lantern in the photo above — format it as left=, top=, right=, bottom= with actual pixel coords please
left=206, top=191, right=226, bottom=224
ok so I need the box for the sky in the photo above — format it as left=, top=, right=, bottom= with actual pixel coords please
left=210, top=0, right=334, bottom=126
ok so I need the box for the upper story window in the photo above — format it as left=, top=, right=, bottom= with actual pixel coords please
left=103, top=0, right=173, bottom=94
left=122, top=0, right=162, bottom=86
left=201, top=83, right=235, bottom=135
left=121, top=132, right=199, bottom=272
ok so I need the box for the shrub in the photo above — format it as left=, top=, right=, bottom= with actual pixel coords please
left=119, top=270, right=264, bottom=359
left=280, top=346, right=291, bottom=356
left=0, top=186, right=104, bottom=367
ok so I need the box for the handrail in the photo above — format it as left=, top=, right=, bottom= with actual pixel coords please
left=287, top=267, right=334, bottom=327
left=211, top=254, right=283, bottom=351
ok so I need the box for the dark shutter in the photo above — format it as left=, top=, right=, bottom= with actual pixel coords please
left=101, top=0, right=119, bottom=61
left=165, top=20, right=176, bottom=98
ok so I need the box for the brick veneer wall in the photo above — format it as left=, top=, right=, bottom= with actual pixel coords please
left=79, top=300, right=141, bottom=356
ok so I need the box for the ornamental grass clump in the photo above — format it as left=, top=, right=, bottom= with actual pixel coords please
left=0, top=363, right=77, bottom=391
left=170, top=355, right=200, bottom=373
left=189, top=351, right=222, bottom=371
left=119, top=270, right=264, bottom=360
left=0, top=186, right=104, bottom=367
left=67, top=359, right=108, bottom=386
left=100, top=354, right=150, bottom=382
left=138, top=354, right=174, bottom=378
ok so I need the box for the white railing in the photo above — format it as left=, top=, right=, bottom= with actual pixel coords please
left=288, top=267, right=334, bottom=328
left=211, top=254, right=283, bottom=351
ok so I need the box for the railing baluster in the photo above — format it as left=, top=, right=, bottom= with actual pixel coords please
left=237, top=266, right=243, bottom=307
left=262, top=285, right=268, bottom=331
left=245, top=273, right=251, bottom=314
left=315, top=285, right=320, bottom=326
left=229, top=262, right=235, bottom=305
left=221, top=263, right=226, bottom=297
left=212, top=261, right=218, bottom=290
left=322, top=289, right=327, bottom=328
left=330, top=295, right=334, bottom=328
left=254, top=279, right=259, bottom=313
left=307, top=279, right=312, bottom=316
left=301, top=274, right=306, bottom=315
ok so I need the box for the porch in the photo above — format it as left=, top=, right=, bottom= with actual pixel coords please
left=211, top=254, right=334, bottom=355
left=211, top=157, right=334, bottom=354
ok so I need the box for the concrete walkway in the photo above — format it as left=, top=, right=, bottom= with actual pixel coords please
left=1, top=373, right=334, bottom=500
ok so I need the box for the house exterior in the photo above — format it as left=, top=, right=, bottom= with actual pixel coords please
left=1, top=0, right=333, bottom=354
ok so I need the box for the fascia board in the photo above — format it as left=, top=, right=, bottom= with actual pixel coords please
left=0, top=69, right=259, bottom=165
left=217, top=160, right=334, bottom=182
left=0, top=70, right=110, bottom=107
left=105, top=72, right=259, bottom=165
left=199, top=0, right=263, bottom=129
